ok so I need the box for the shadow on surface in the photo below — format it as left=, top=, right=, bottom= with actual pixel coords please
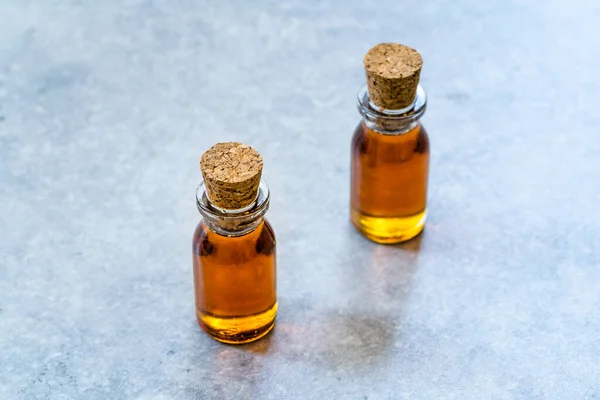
left=339, top=224, right=423, bottom=314
left=306, top=312, right=395, bottom=368
left=239, top=328, right=275, bottom=355
left=185, top=329, right=268, bottom=399
left=270, top=304, right=395, bottom=371
left=390, top=229, right=425, bottom=252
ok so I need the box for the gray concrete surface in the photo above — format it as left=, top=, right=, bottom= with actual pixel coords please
left=1, top=0, right=600, bottom=399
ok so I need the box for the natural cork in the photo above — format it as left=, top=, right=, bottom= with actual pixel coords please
left=200, top=142, right=263, bottom=210
left=363, top=43, right=423, bottom=110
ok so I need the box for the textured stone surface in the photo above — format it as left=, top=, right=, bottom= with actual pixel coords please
left=1, top=0, right=600, bottom=399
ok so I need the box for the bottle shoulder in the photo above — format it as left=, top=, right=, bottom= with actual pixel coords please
left=193, top=219, right=275, bottom=258
left=193, top=219, right=275, bottom=245
left=352, top=121, right=429, bottom=144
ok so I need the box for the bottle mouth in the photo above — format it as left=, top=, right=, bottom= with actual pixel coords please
left=203, top=192, right=259, bottom=214
left=357, top=84, right=427, bottom=122
left=196, top=180, right=270, bottom=232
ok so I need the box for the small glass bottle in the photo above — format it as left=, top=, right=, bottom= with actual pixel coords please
left=193, top=142, right=277, bottom=344
left=351, top=43, right=430, bottom=244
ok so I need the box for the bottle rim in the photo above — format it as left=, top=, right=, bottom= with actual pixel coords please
left=357, top=84, right=427, bottom=122
left=196, top=180, right=270, bottom=222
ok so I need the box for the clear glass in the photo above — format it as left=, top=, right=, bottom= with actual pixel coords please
left=192, top=181, right=277, bottom=344
left=350, top=85, right=430, bottom=243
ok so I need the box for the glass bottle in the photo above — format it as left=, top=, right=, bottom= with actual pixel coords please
left=193, top=143, right=277, bottom=344
left=350, top=43, right=430, bottom=244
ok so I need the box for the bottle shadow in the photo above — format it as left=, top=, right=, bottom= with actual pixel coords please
left=224, top=228, right=424, bottom=372
left=186, top=336, right=267, bottom=399
left=244, top=232, right=421, bottom=371
left=238, top=306, right=395, bottom=370
left=342, top=226, right=424, bottom=313
left=291, top=226, right=424, bottom=369
left=390, top=229, right=424, bottom=252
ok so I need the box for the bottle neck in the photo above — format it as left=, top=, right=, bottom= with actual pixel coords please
left=357, top=84, right=427, bottom=134
left=196, top=181, right=270, bottom=237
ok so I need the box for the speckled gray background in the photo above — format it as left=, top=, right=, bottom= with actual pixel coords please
left=1, top=0, right=599, bottom=399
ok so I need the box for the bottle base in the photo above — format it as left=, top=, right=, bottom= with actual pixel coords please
left=351, top=208, right=426, bottom=244
left=197, top=302, right=277, bottom=344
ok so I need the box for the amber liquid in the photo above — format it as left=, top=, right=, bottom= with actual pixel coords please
left=351, top=122, right=430, bottom=243
left=192, top=220, right=277, bottom=344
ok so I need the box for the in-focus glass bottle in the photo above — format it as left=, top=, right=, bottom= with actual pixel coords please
left=351, top=43, right=430, bottom=244
left=193, top=142, right=277, bottom=344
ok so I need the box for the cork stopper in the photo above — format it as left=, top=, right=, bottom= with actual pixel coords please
left=200, top=142, right=263, bottom=210
left=363, top=43, right=423, bottom=110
